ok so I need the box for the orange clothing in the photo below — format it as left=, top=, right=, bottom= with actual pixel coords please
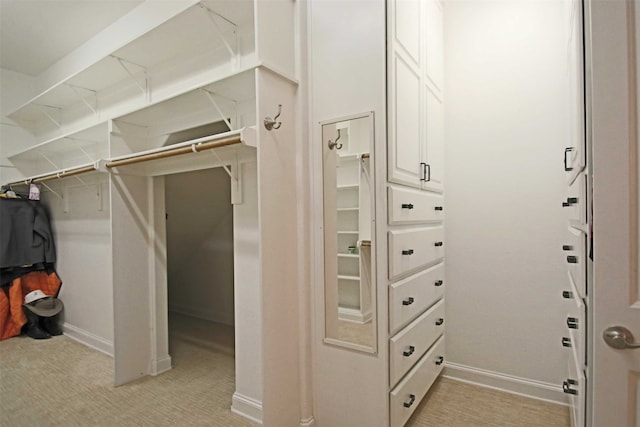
left=0, top=271, right=62, bottom=340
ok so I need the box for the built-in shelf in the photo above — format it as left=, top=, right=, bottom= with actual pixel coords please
left=337, top=207, right=359, bottom=212
left=337, top=184, right=359, bottom=190
left=338, top=253, right=360, bottom=259
left=337, top=231, right=359, bottom=235
left=338, top=275, right=360, bottom=281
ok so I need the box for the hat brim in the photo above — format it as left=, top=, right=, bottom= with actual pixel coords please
left=24, top=297, right=63, bottom=317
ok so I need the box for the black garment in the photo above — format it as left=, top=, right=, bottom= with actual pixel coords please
left=0, top=198, right=56, bottom=269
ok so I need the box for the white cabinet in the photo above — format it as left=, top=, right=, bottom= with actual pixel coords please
left=388, top=0, right=444, bottom=193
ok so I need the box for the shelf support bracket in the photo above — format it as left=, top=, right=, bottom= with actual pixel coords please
left=111, top=55, right=149, bottom=100
left=38, top=151, right=61, bottom=171
left=199, top=4, right=239, bottom=67
left=201, top=89, right=234, bottom=130
left=66, top=84, right=98, bottom=115
left=34, top=104, right=63, bottom=129
left=66, top=137, right=97, bottom=163
left=40, top=181, right=63, bottom=201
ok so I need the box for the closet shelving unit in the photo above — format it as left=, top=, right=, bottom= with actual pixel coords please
left=5, top=0, right=290, bottom=186
left=336, top=152, right=372, bottom=323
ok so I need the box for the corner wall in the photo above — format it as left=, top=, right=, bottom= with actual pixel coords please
left=443, top=0, right=571, bottom=402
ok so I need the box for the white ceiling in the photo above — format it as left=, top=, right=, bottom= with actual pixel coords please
left=0, top=0, right=144, bottom=77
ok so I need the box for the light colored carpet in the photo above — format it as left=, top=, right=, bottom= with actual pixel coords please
left=0, top=334, right=257, bottom=427
left=406, top=376, right=571, bottom=427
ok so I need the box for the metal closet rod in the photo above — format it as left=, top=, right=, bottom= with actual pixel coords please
left=6, top=135, right=243, bottom=187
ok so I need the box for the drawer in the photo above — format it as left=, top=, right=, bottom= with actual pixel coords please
left=390, top=299, right=444, bottom=387
left=562, top=173, right=587, bottom=229
left=388, top=185, right=444, bottom=225
left=390, top=335, right=445, bottom=427
left=562, top=294, right=586, bottom=370
left=388, top=227, right=444, bottom=280
left=563, top=227, right=587, bottom=298
left=564, top=354, right=586, bottom=427
left=389, top=263, right=445, bottom=334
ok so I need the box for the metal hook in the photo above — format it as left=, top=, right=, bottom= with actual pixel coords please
left=264, top=104, right=282, bottom=131
left=328, top=129, right=343, bottom=150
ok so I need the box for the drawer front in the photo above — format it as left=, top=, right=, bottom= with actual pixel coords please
left=390, top=299, right=445, bottom=387
left=563, top=227, right=587, bottom=299
left=389, top=227, right=444, bottom=280
left=563, top=296, right=586, bottom=370
left=389, top=263, right=445, bottom=334
left=390, top=335, right=445, bottom=427
left=563, top=173, right=587, bottom=228
left=564, top=355, right=586, bottom=427
left=388, top=185, right=444, bottom=225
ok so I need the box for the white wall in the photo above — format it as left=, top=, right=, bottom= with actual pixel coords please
left=165, top=167, right=234, bottom=326
left=444, top=0, right=571, bottom=400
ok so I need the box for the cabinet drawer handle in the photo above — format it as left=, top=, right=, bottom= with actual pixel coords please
left=403, top=394, right=416, bottom=408
left=420, top=162, right=427, bottom=182
left=563, top=379, right=578, bottom=395
left=562, top=337, right=572, bottom=348
left=402, top=297, right=415, bottom=306
left=567, top=317, right=579, bottom=329
left=401, top=203, right=414, bottom=209
left=435, top=318, right=444, bottom=326
left=434, top=280, right=443, bottom=287
left=425, top=164, right=431, bottom=182
left=562, top=245, right=573, bottom=251
left=402, top=249, right=414, bottom=255
left=434, top=206, right=443, bottom=211
left=403, top=345, right=415, bottom=357
left=564, top=147, right=575, bottom=172
left=434, top=241, right=443, bottom=247
left=567, top=197, right=579, bottom=204
left=562, top=202, right=571, bottom=207
left=567, top=255, right=578, bottom=264
left=562, top=290, right=573, bottom=299
left=435, top=356, right=444, bottom=366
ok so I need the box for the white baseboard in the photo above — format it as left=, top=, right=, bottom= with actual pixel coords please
left=337, top=307, right=371, bottom=324
left=169, top=303, right=233, bottom=326
left=299, top=416, right=316, bottom=427
left=443, top=362, right=569, bottom=406
left=231, top=392, right=263, bottom=425
left=151, top=355, right=172, bottom=376
left=63, top=323, right=113, bottom=357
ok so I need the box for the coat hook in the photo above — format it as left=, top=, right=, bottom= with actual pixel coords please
left=264, top=104, right=282, bottom=131
left=328, top=129, right=343, bottom=150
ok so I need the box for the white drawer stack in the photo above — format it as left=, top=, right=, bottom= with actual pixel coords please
left=387, top=185, right=445, bottom=426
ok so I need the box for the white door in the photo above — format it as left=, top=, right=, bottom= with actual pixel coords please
left=590, top=1, right=640, bottom=426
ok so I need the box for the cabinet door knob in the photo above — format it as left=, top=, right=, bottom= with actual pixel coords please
left=435, top=318, right=444, bottom=326
left=434, top=280, right=443, bottom=287
left=562, top=245, right=574, bottom=251
left=403, top=345, right=416, bottom=357
left=562, top=290, right=573, bottom=299
left=435, top=356, right=444, bottom=366
left=434, top=241, right=443, bottom=247
left=402, top=297, right=415, bottom=306
left=564, top=147, right=575, bottom=171
left=567, top=317, right=579, bottom=329
left=434, top=206, right=443, bottom=211
left=562, top=337, right=572, bottom=348
left=401, top=203, right=414, bottom=209
left=403, top=394, right=416, bottom=408
left=402, top=249, right=414, bottom=255
left=567, top=255, right=578, bottom=264
left=563, top=379, right=578, bottom=395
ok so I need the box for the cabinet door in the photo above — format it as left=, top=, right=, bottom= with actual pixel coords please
left=422, top=88, right=444, bottom=193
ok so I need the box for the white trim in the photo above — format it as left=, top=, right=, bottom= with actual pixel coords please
left=231, top=392, right=263, bottom=425
left=62, top=323, right=113, bottom=357
left=150, top=355, right=172, bottom=376
left=299, top=417, right=316, bottom=427
left=337, top=306, right=371, bottom=324
left=443, top=362, right=569, bottom=406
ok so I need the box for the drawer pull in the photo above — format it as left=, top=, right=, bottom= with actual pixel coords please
left=562, top=337, right=572, bottom=347
left=562, top=245, right=574, bottom=251
left=435, top=356, right=444, bottom=366
left=563, top=379, right=578, bottom=395
left=567, top=197, right=579, bottom=204
left=562, top=201, right=571, bottom=207
left=562, top=290, right=573, bottom=299
left=434, top=206, right=443, bottom=211
left=567, top=255, right=578, bottom=264
left=564, top=147, right=575, bottom=172
left=403, top=394, right=416, bottom=408
left=434, top=241, right=443, bottom=247
left=401, top=203, right=414, bottom=209
left=567, top=317, right=579, bottom=329
left=402, top=297, right=415, bottom=306
left=420, top=162, right=427, bottom=182
left=403, top=345, right=416, bottom=357
left=402, top=249, right=414, bottom=255
left=434, top=280, right=443, bottom=287
left=435, top=318, right=444, bottom=326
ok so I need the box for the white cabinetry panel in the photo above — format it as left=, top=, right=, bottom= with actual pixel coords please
left=422, top=88, right=444, bottom=192
left=388, top=185, right=444, bottom=225
left=394, top=0, right=421, bottom=66
left=425, top=0, right=444, bottom=94
left=388, top=227, right=444, bottom=280
left=389, top=299, right=444, bottom=386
